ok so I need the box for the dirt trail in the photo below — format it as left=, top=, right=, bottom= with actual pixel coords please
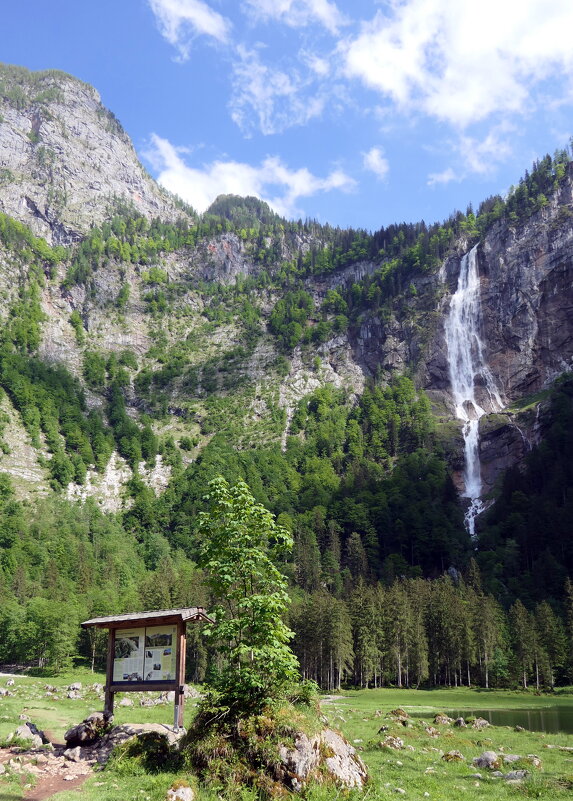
left=0, top=747, right=93, bottom=801
left=23, top=773, right=89, bottom=800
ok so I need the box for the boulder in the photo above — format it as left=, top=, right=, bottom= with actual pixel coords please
left=6, top=679, right=15, bottom=686
left=514, top=725, right=525, bottom=732
left=68, top=683, right=82, bottom=691
left=92, top=724, right=185, bottom=765
left=505, top=769, right=529, bottom=780
left=67, top=690, right=81, bottom=699
left=277, top=728, right=367, bottom=791
left=472, top=717, right=490, bottom=730
left=473, top=751, right=501, bottom=770
left=65, top=712, right=112, bottom=747
left=119, top=697, right=134, bottom=707
left=278, top=731, right=320, bottom=785
left=442, top=750, right=465, bottom=762
left=12, top=723, right=46, bottom=749
left=453, top=717, right=466, bottom=727
left=64, top=746, right=83, bottom=762
left=380, top=736, right=404, bottom=750
left=433, top=713, right=452, bottom=725
left=167, top=784, right=194, bottom=801
left=0, top=687, right=12, bottom=697
left=503, top=754, right=522, bottom=764
left=321, top=729, right=368, bottom=788
left=526, top=754, right=542, bottom=769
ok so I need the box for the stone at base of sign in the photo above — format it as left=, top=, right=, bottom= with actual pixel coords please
left=65, top=713, right=113, bottom=747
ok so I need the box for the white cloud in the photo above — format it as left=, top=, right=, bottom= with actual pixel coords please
left=427, top=125, right=514, bottom=185
left=230, top=46, right=328, bottom=135
left=145, top=134, right=356, bottom=218
left=427, top=167, right=457, bottom=187
left=342, top=0, right=573, bottom=127
left=148, top=0, right=231, bottom=60
left=363, top=146, right=389, bottom=181
left=300, top=50, right=331, bottom=77
left=457, top=127, right=514, bottom=175
left=243, top=0, right=348, bottom=34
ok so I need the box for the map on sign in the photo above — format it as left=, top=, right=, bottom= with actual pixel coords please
left=113, top=625, right=177, bottom=683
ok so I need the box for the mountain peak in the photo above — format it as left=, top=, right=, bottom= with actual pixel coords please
left=0, top=62, right=185, bottom=243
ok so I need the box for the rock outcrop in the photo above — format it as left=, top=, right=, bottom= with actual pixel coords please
left=1, top=62, right=573, bottom=509
left=0, top=64, right=185, bottom=242
left=277, top=728, right=368, bottom=791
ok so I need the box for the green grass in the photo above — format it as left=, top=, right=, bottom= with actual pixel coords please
left=317, top=687, right=573, bottom=801
left=0, top=669, right=203, bottom=742
left=506, top=387, right=551, bottom=412
left=2, top=679, right=573, bottom=800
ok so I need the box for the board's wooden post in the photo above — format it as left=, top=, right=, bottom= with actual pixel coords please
left=174, top=620, right=186, bottom=731
left=104, top=628, right=115, bottom=718
left=178, top=621, right=187, bottom=729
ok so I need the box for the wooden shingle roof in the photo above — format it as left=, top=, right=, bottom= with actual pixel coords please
left=81, top=607, right=213, bottom=629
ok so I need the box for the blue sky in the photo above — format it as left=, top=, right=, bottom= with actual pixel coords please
left=4, top=1, right=573, bottom=230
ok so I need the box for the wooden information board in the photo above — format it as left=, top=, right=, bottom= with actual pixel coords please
left=82, top=607, right=212, bottom=730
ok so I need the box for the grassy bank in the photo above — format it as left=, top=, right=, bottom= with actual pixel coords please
left=322, top=687, right=573, bottom=801
left=1, top=675, right=573, bottom=800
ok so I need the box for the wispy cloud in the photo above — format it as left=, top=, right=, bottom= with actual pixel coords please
left=427, top=167, right=457, bottom=187
left=342, top=0, right=573, bottom=127
left=148, top=0, right=231, bottom=60
left=363, top=146, right=389, bottom=181
left=242, top=0, right=348, bottom=34
left=457, top=127, right=514, bottom=175
left=230, top=45, right=329, bottom=135
left=145, top=134, right=356, bottom=218
left=427, top=125, right=514, bottom=185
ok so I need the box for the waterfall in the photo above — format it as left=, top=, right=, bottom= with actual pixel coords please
left=444, top=245, right=503, bottom=536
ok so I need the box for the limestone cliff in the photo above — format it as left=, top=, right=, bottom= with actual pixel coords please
left=0, top=63, right=185, bottom=243
left=0, top=62, right=572, bottom=511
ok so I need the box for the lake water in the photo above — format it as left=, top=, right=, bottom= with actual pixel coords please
left=441, top=707, right=573, bottom=734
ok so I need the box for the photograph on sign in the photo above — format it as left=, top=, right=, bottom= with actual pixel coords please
left=143, top=625, right=177, bottom=681
left=113, top=627, right=145, bottom=681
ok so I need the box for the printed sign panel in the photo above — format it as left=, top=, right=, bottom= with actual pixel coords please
left=144, top=625, right=177, bottom=681
left=112, top=624, right=178, bottom=683
left=113, top=628, right=145, bottom=682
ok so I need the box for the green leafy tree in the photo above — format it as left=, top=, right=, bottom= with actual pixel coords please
left=197, top=476, right=299, bottom=713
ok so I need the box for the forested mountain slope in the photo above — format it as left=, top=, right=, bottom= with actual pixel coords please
left=0, top=63, right=572, bottom=687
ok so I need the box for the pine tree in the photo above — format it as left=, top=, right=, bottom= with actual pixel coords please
left=535, top=601, right=567, bottom=687
left=509, top=600, right=535, bottom=689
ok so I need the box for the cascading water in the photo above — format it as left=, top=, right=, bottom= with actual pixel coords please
left=444, top=245, right=503, bottom=536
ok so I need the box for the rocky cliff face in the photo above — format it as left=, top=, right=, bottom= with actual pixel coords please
left=425, top=171, right=573, bottom=406
left=0, top=64, right=183, bottom=243
left=421, top=165, right=573, bottom=494
left=1, top=63, right=572, bottom=509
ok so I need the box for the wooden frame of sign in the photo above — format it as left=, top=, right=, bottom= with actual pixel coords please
left=82, top=607, right=212, bottom=731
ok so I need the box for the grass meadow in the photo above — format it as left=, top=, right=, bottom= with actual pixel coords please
left=1, top=672, right=573, bottom=800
